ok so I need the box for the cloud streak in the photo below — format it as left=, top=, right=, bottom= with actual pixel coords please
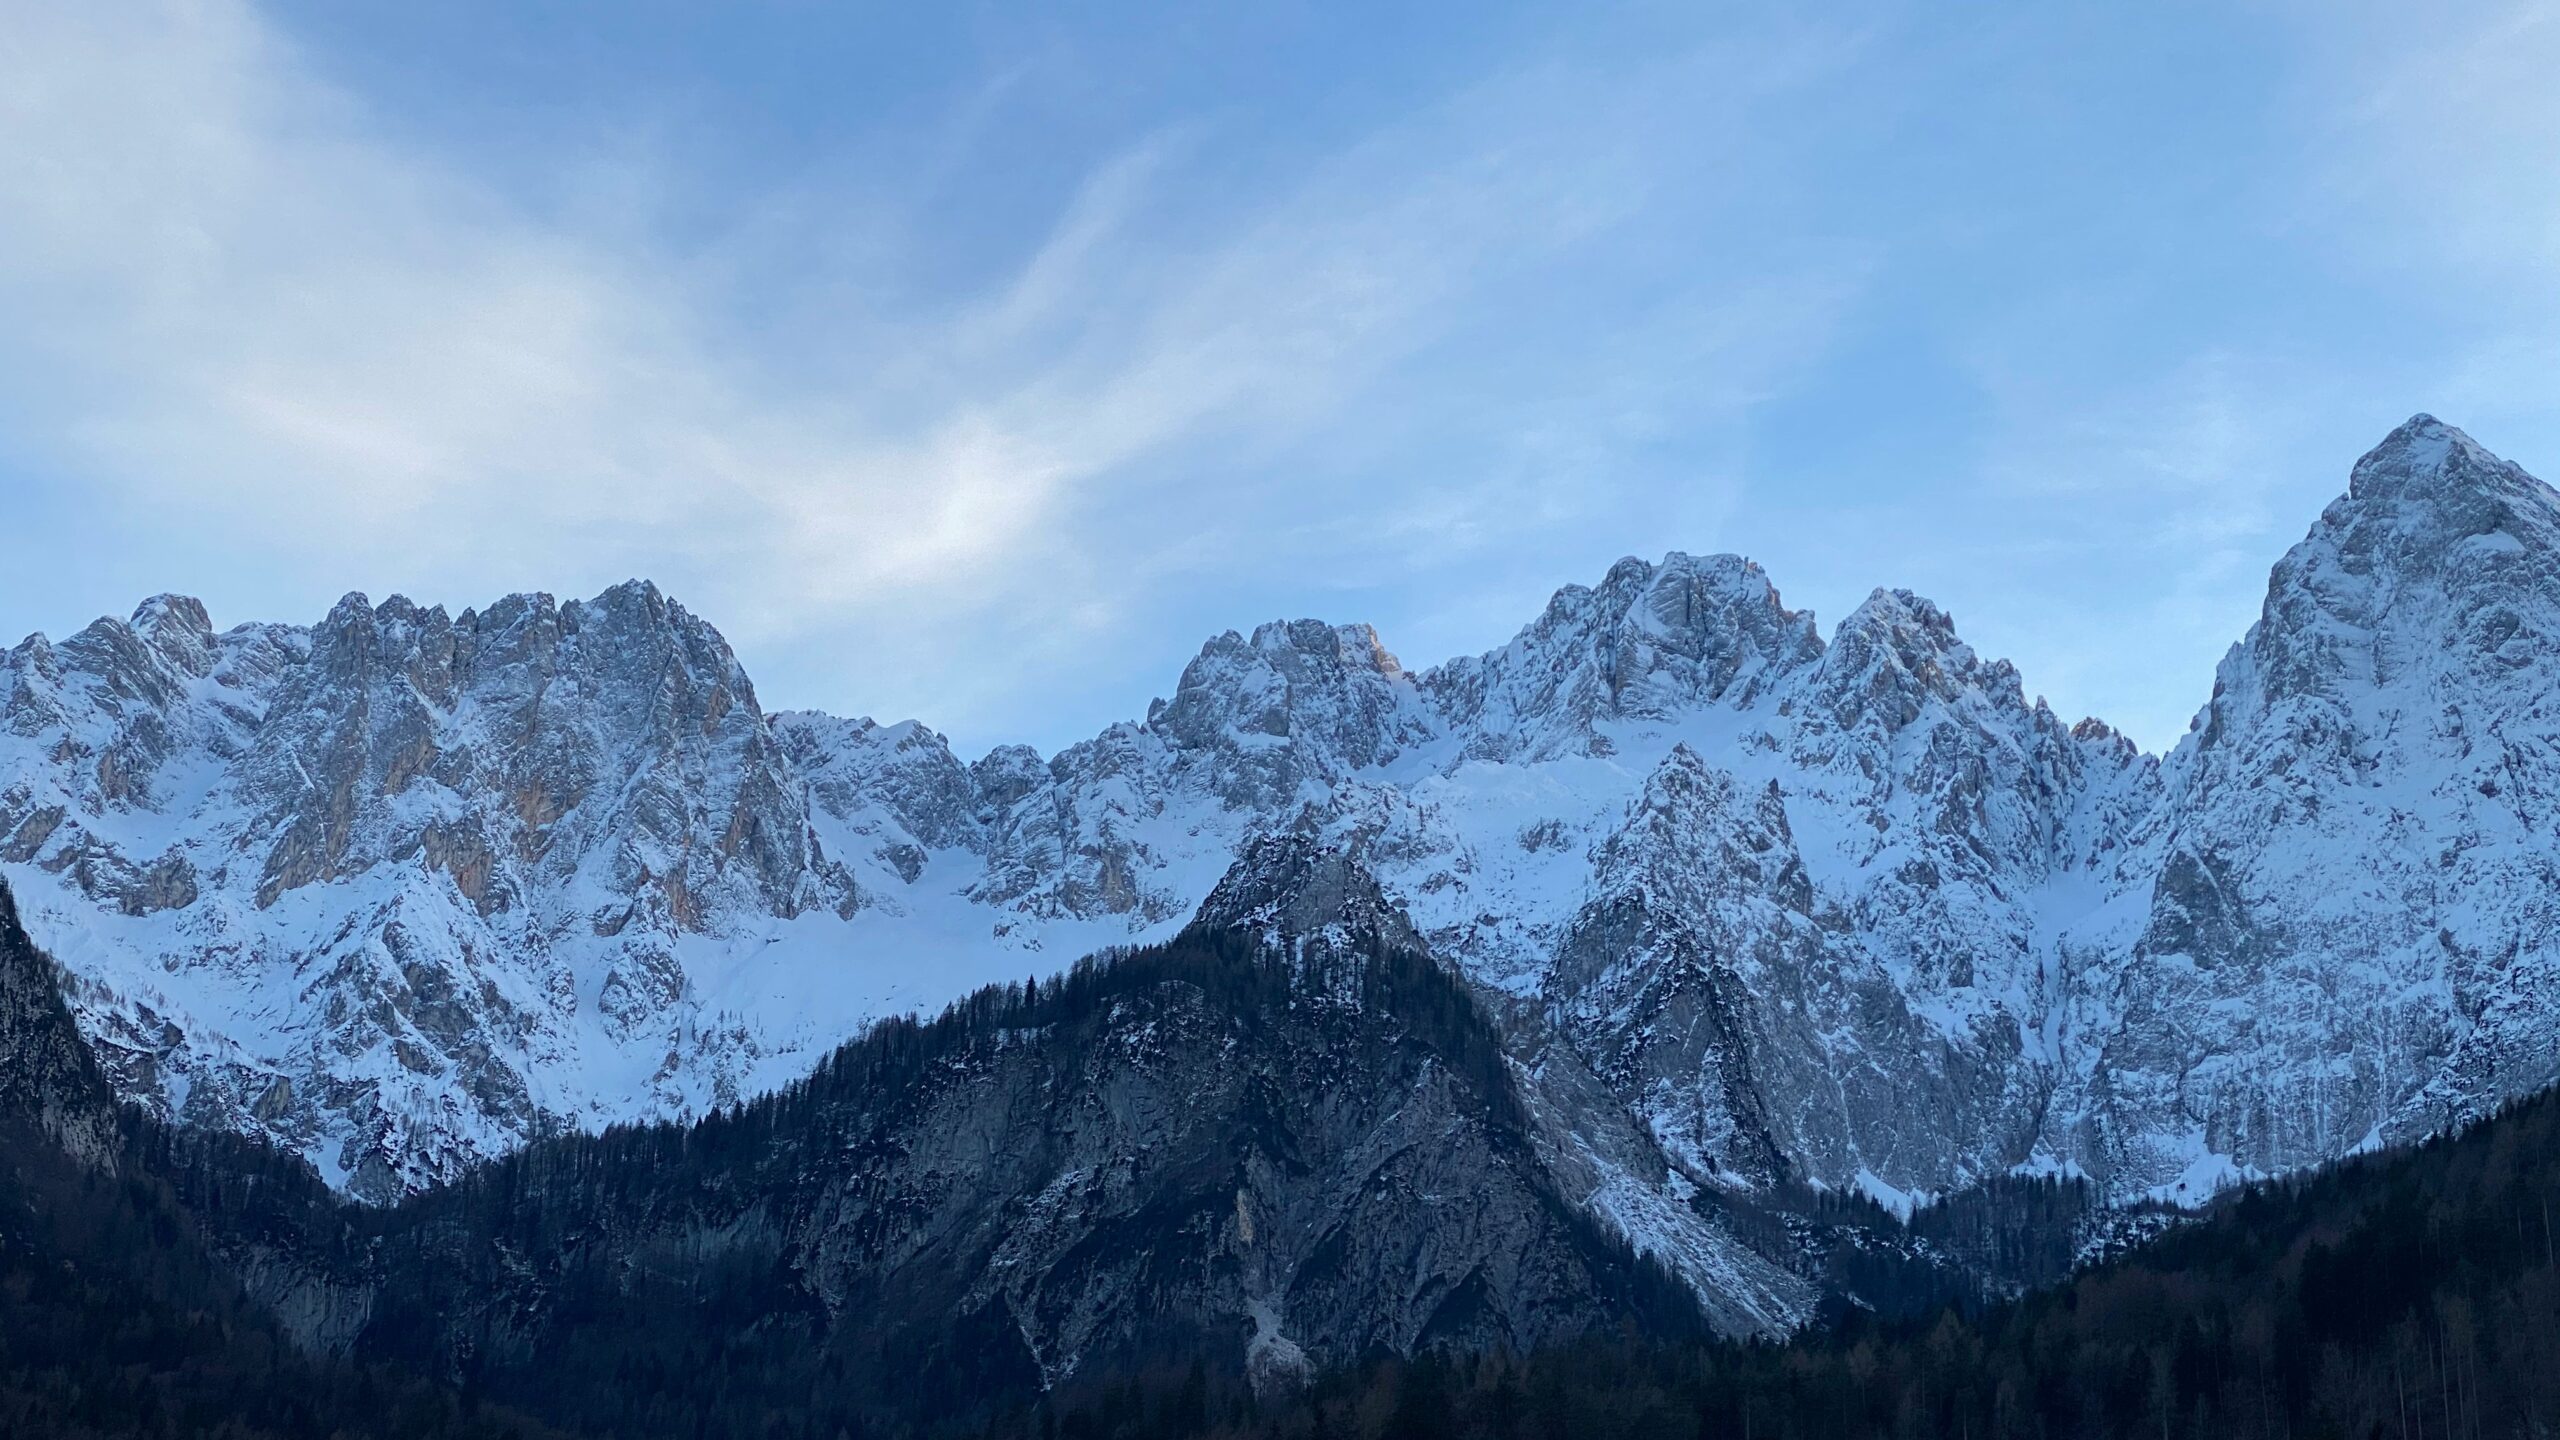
left=0, top=0, right=1865, bottom=745
left=7, top=1, right=2547, bottom=759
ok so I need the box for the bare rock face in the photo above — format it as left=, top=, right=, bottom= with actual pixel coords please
left=959, top=620, right=1437, bottom=925
left=1152, top=620, right=1437, bottom=804
left=1, top=581, right=854, bottom=1199
left=1189, top=830, right=1424, bottom=957
left=0, top=878, right=120, bottom=1171
left=1424, top=552, right=1823, bottom=764
left=338, top=902, right=1756, bottom=1418
left=2062, top=415, right=2560, bottom=1194
left=8, top=414, right=2560, bottom=1335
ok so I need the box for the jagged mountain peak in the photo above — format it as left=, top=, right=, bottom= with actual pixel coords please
left=2184, top=417, right=2560, bottom=759
left=1594, top=744, right=1804, bottom=908
left=14, top=413, right=2560, bottom=1247
left=1796, top=587, right=2055, bottom=760
left=561, top=575, right=714, bottom=642
left=2346, top=413, right=2551, bottom=510
left=2287, top=415, right=2560, bottom=637
left=1120, top=551, right=1834, bottom=780
left=591, top=574, right=670, bottom=605
left=1187, top=830, right=1423, bottom=957
left=126, top=593, right=217, bottom=673
left=1593, top=549, right=1790, bottom=602
left=309, top=577, right=714, bottom=638
left=1251, top=616, right=1404, bottom=668
left=1569, top=551, right=1819, bottom=665
left=1823, top=587, right=1987, bottom=691
left=1835, top=585, right=1957, bottom=640
left=1143, top=615, right=1437, bottom=803
left=774, top=708, right=983, bottom=857
left=1422, top=550, right=1822, bottom=763
left=1635, top=739, right=1775, bottom=814
left=2087, top=419, right=2560, bottom=1194
left=1159, top=616, right=1399, bottom=671
left=969, top=742, right=1049, bottom=803
left=0, top=575, right=868, bottom=1197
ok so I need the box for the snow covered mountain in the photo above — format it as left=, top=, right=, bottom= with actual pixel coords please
left=1, top=414, right=2550, bottom=1269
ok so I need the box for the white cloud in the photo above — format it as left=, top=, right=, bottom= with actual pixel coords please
left=0, top=0, right=1867, bottom=744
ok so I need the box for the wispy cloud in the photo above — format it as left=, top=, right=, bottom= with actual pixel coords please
left=32, top=1, right=2544, bottom=764
left=0, top=0, right=1867, bottom=745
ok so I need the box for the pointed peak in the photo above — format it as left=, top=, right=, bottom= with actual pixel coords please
left=592, top=577, right=671, bottom=614
left=1187, top=832, right=1420, bottom=956
left=2366, top=412, right=2457, bottom=458
left=1517, top=549, right=1731, bottom=622
left=129, top=593, right=211, bottom=638
left=1654, top=550, right=1769, bottom=581
left=1838, top=586, right=1956, bottom=638
left=1593, top=550, right=1779, bottom=600
left=1811, top=588, right=2017, bottom=730
left=975, top=740, right=1045, bottom=770
left=313, top=592, right=379, bottom=646
left=578, top=579, right=726, bottom=647
left=470, top=590, right=560, bottom=640
left=2071, top=715, right=2142, bottom=763
left=1237, top=618, right=1405, bottom=675
left=1623, top=750, right=1760, bottom=838
left=126, top=589, right=213, bottom=661
left=1639, top=742, right=1744, bottom=803
left=372, top=595, right=452, bottom=630
left=2347, top=414, right=2537, bottom=507
left=2188, top=416, right=2558, bottom=745
left=1829, top=589, right=1975, bottom=678
left=969, top=744, right=1050, bottom=813
left=1592, top=746, right=1802, bottom=905
left=1153, top=614, right=1426, bottom=771
left=1601, top=554, right=1656, bottom=588
left=127, top=594, right=215, bottom=674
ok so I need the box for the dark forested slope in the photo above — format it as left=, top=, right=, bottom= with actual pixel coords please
left=1019, top=1087, right=2560, bottom=1440
left=12, top=855, right=2560, bottom=1440
left=0, top=880, right=561, bottom=1440
left=2, top=868, right=1701, bottom=1437
left=332, top=922, right=1704, bottom=1434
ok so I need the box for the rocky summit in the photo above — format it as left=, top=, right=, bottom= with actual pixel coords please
left=3, top=415, right=2554, bottom=1332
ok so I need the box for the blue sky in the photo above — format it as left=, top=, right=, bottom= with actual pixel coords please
left=0, top=1, right=2553, bottom=755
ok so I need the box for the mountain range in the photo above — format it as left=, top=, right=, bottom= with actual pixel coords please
left=5, top=413, right=2557, bottom=1352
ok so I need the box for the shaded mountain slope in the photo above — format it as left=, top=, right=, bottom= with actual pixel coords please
left=0, top=863, right=1751, bottom=1435
left=9, top=414, right=2560, bottom=1361
left=1018, top=1080, right=2560, bottom=1440
left=0, top=869, right=559, bottom=1439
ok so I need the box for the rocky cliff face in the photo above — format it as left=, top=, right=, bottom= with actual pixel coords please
left=351, top=919, right=1744, bottom=1407
left=0, top=581, right=862, bottom=1198
left=0, top=875, right=119, bottom=1171
left=2058, top=415, right=2560, bottom=1193
left=6, top=415, right=2559, bottom=1321
left=0, top=858, right=1772, bottom=1426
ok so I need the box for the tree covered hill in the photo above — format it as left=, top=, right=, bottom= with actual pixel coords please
left=1018, top=1086, right=2560, bottom=1440
left=9, top=859, right=2560, bottom=1440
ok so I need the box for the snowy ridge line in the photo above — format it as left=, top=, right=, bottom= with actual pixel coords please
left=0, top=415, right=2552, bottom=1269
